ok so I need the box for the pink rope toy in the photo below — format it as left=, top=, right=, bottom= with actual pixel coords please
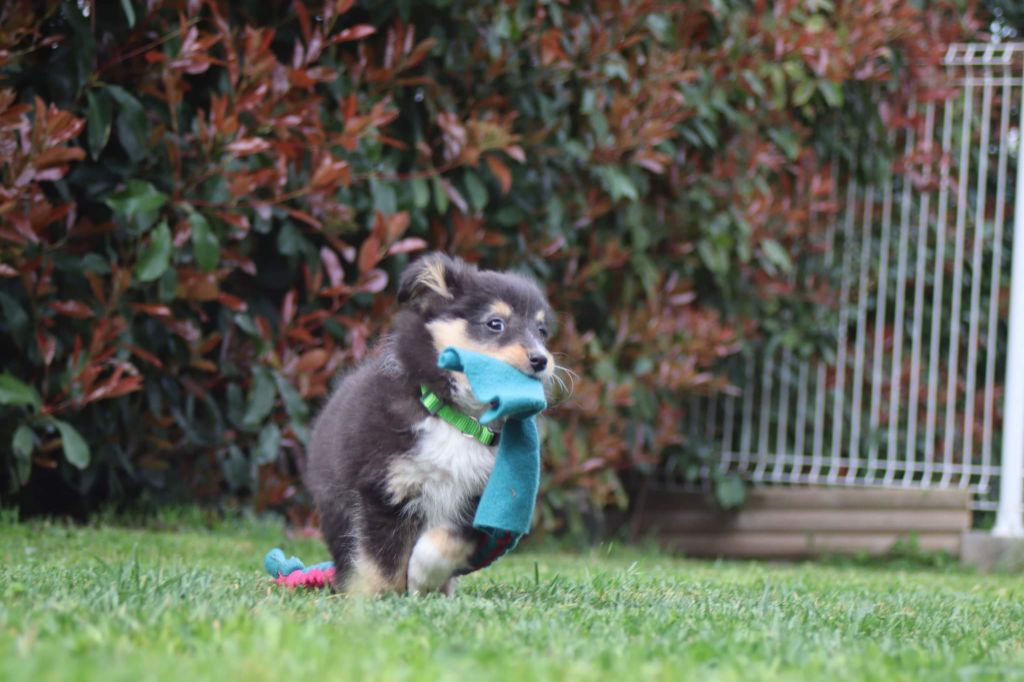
left=263, top=548, right=335, bottom=588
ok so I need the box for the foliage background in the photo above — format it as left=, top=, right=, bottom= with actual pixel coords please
left=0, top=0, right=977, bottom=527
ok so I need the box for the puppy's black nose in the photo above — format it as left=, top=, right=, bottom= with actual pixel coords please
left=528, top=352, right=548, bottom=373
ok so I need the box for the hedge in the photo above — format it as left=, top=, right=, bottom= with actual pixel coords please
left=0, top=1, right=974, bottom=526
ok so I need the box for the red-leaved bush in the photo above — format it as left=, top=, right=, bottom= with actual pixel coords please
left=0, top=1, right=975, bottom=527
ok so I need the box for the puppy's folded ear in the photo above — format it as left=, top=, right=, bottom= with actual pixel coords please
left=397, top=252, right=465, bottom=305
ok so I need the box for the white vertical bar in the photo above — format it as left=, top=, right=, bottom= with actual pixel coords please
left=739, top=353, right=755, bottom=472
left=772, top=349, right=793, bottom=482
left=753, top=352, right=775, bottom=481
left=940, top=73, right=974, bottom=487
left=885, top=118, right=917, bottom=486
left=705, top=391, right=718, bottom=441
left=868, top=171, right=895, bottom=481
left=793, top=359, right=810, bottom=479
left=924, top=94, right=956, bottom=486
left=810, top=160, right=840, bottom=483
left=961, top=68, right=994, bottom=489
left=905, top=101, right=938, bottom=486
left=810, top=362, right=827, bottom=481
left=848, top=186, right=876, bottom=483
left=828, top=184, right=858, bottom=484
left=721, top=384, right=736, bottom=469
left=981, top=69, right=1013, bottom=495
left=992, top=58, right=1024, bottom=537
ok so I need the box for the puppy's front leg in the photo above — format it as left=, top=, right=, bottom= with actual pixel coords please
left=407, top=527, right=472, bottom=595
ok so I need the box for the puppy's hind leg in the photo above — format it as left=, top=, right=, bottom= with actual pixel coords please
left=407, top=527, right=474, bottom=595
left=342, top=498, right=416, bottom=596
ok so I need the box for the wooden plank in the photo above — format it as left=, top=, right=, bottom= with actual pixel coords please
left=661, top=531, right=963, bottom=559
left=641, top=486, right=971, bottom=512
left=641, top=508, right=971, bottom=534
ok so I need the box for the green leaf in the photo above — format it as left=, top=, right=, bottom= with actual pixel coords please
left=819, top=81, right=843, bottom=108
left=370, top=179, right=397, bottom=215
left=106, top=85, right=148, bottom=163
left=596, top=166, right=638, bottom=202
left=0, top=293, right=30, bottom=348
left=119, top=0, right=136, bottom=27
left=761, top=239, right=793, bottom=274
left=431, top=176, right=449, bottom=213
left=52, top=419, right=90, bottom=469
left=189, top=210, right=220, bottom=271
left=793, top=79, right=817, bottom=107
left=106, top=179, right=167, bottom=233
left=12, top=424, right=35, bottom=460
left=85, top=90, right=113, bottom=160
left=0, top=374, right=40, bottom=409
left=714, top=474, right=746, bottom=510
left=273, top=371, right=310, bottom=424
left=242, top=366, right=276, bottom=428
left=81, top=253, right=111, bottom=274
left=253, top=422, right=281, bottom=465
left=158, top=267, right=178, bottom=303
left=463, top=170, right=488, bottom=212
left=135, top=221, right=172, bottom=282
left=276, top=222, right=306, bottom=256
left=411, top=178, right=430, bottom=209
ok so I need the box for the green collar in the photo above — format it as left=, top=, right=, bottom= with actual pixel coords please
left=419, top=385, right=498, bottom=446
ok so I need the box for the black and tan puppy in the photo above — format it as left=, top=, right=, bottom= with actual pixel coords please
left=305, top=253, right=555, bottom=595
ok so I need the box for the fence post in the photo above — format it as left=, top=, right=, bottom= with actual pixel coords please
left=993, top=105, right=1024, bottom=538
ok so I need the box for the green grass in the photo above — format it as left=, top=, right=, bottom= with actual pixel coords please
left=2, top=516, right=1023, bottom=681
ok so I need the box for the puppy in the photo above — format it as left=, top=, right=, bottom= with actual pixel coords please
left=305, top=253, right=555, bottom=595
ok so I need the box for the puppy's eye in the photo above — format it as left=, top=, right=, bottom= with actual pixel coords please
left=486, top=318, right=505, bottom=333
left=538, top=326, right=549, bottom=339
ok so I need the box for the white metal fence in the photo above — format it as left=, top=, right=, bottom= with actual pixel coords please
left=677, top=43, right=1024, bottom=536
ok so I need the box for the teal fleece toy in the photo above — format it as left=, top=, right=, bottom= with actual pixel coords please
left=437, top=346, right=547, bottom=537
left=264, top=347, right=547, bottom=587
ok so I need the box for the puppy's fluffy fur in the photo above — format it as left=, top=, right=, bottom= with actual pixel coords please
left=305, top=253, right=554, bottom=595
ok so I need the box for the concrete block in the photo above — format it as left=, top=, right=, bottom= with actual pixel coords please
left=960, top=531, right=1024, bottom=572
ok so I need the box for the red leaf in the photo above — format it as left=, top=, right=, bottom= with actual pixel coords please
left=296, top=348, right=329, bottom=373
left=294, top=1, right=312, bottom=45
left=330, top=24, right=376, bottom=44
left=441, top=179, right=468, bottom=214
left=357, top=235, right=382, bottom=273
left=320, top=246, right=345, bottom=287
left=505, top=145, right=526, bottom=163
left=486, top=155, right=512, bottom=194
left=385, top=211, right=410, bottom=243
left=177, top=272, right=220, bottom=301
left=225, top=137, right=271, bottom=156
left=356, top=268, right=388, bottom=294
left=49, top=300, right=94, bottom=319
left=162, top=318, right=200, bottom=342
left=128, top=345, right=163, bottom=368
left=37, top=332, right=56, bottom=366
left=217, top=292, right=248, bottom=311
left=129, top=303, right=173, bottom=317
left=0, top=263, right=18, bottom=277
left=281, top=289, right=297, bottom=326
left=285, top=207, right=322, bottom=230
left=386, top=237, right=428, bottom=256
left=33, top=146, right=85, bottom=169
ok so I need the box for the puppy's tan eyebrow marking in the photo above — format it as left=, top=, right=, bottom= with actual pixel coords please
left=487, top=301, right=513, bottom=319
left=534, top=310, right=546, bottom=324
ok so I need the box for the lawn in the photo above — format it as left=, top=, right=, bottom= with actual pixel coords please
left=1, top=516, right=1022, bottom=682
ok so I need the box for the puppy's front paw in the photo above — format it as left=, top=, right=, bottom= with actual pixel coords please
left=407, top=528, right=471, bottom=595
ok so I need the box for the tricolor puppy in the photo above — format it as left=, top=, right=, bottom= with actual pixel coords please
left=305, top=252, right=554, bottom=595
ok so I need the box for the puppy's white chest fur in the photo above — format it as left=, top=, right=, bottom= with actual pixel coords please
left=386, top=417, right=495, bottom=528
